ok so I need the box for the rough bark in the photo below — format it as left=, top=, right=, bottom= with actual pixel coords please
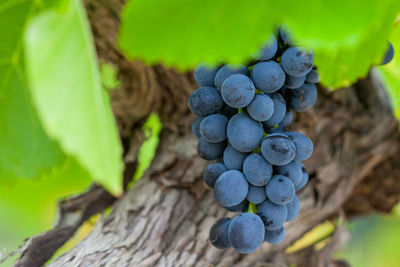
left=14, top=0, right=400, bottom=266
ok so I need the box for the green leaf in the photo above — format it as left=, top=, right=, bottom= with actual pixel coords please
left=101, top=62, right=121, bottom=91
left=130, top=113, right=162, bottom=186
left=119, top=0, right=400, bottom=88
left=0, top=157, right=91, bottom=267
left=282, top=1, right=400, bottom=88
left=0, top=0, right=65, bottom=183
left=376, top=22, right=400, bottom=120
left=24, top=0, right=123, bottom=195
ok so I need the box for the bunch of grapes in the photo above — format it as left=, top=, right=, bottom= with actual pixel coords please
left=188, top=28, right=394, bottom=254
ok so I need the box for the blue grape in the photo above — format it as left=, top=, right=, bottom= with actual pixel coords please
left=209, top=218, right=232, bottom=249
left=214, top=170, right=249, bottom=207
left=246, top=185, right=267, bottom=204
left=278, top=85, right=287, bottom=97
left=263, top=93, right=287, bottom=127
left=203, top=162, right=227, bottom=188
left=261, top=134, right=296, bottom=166
left=287, top=132, right=313, bottom=161
left=227, top=113, right=264, bottom=153
left=266, top=175, right=295, bottom=205
left=228, top=213, right=265, bottom=254
left=279, top=27, right=294, bottom=45
left=200, top=114, right=228, bottom=143
left=215, top=64, right=250, bottom=90
left=275, top=161, right=303, bottom=186
left=286, top=195, right=300, bottom=221
left=221, top=104, right=237, bottom=119
left=257, top=199, right=287, bottom=230
left=306, top=69, right=320, bottom=83
left=194, top=65, right=220, bottom=87
left=191, top=116, right=205, bottom=139
left=281, top=47, right=314, bottom=77
left=264, top=227, right=285, bottom=244
left=188, top=87, right=223, bottom=116
left=279, top=110, right=293, bottom=127
left=251, top=61, right=286, bottom=93
left=285, top=74, right=306, bottom=89
left=223, top=145, right=247, bottom=170
left=254, top=35, right=278, bottom=61
left=295, top=163, right=309, bottom=191
left=243, top=153, right=273, bottom=186
left=221, top=74, right=255, bottom=108
left=287, top=83, right=317, bottom=112
left=247, top=94, right=274, bottom=122
left=224, top=199, right=249, bottom=212
left=197, top=138, right=226, bottom=160
left=381, top=41, right=394, bottom=65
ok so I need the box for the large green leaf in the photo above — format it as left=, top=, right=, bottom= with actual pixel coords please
left=0, top=0, right=65, bottom=183
left=119, top=0, right=400, bottom=88
left=24, top=0, right=123, bottom=195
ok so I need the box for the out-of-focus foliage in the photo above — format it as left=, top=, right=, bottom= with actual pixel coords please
left=0, top=157, right=91, bottom=267
left=101, top=62, right=121, bottom=91
left=25, top=0, right=123, bottom=195
left=119, top=0, right=400, bottom=88
left=131, top=113, right=162, bottom=185
left=337, top=206, right=400, bottom=267
left=377, top=20, right=400, bottom=120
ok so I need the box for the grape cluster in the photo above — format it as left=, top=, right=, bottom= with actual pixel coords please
left=189, top=29, right=394, bottom=254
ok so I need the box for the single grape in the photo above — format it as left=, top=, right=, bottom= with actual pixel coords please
left=221, top=74, right=255, bottom=108
left=281, top=47, right=314, bottom=77
left=251, top=61, right=286, bottom=93
left=263, top=92, right=287, bottom=127
left=247, top=94, right=274, bottom=122
left=209, top=218, right=232, bottom=249
left=266, top=175, right=295, bottom=205
left=200, top=114, right=228, bottom=143
left=286, top=195, right=300, bottom=221
left=287, top=83, right=317, bottom=112
left=243, top=153, right=273, bottom=186
left=214, top=170, right=249, bottom=207
left=279, top=110, right=293, bottom=127
left=381, top=41, right=394, bottom=65
left=203, top=163, right=227, bottom=188
left=215, top=64, right=250, bottom=90
left=257, top=199, right=287, bottom=230
left=295, top=163, right=309, bottom=191
left=306, top=69, right=320, bottom=83
left=246, top=185, right=267, bottom=204
left=275, top=161, right=303, bottom=186
left=228, top=213, right=265, bottom=254
left=197, top=138, right=226, bottom=160
left=264, top=227, right=285, bottom=244
left=254, top=34, right=278, bottom=61
left=227, top=113, right=264, bottom=153
left=287, top=131, right=313, bottom=161
left=221, top=104, right=238, bottom=119
left=224, top=199, right=249, bottom=212
left=223, top=145, right=248, bottom=170
left=191, top=116, right=205, bottom=139
left=261, top=134, right=296, bottom=166
left=285, top=74, right=306, bottom=89
left=188, top=87, right=223, bottom=116
left=194, top=65, right=220, bottom=87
